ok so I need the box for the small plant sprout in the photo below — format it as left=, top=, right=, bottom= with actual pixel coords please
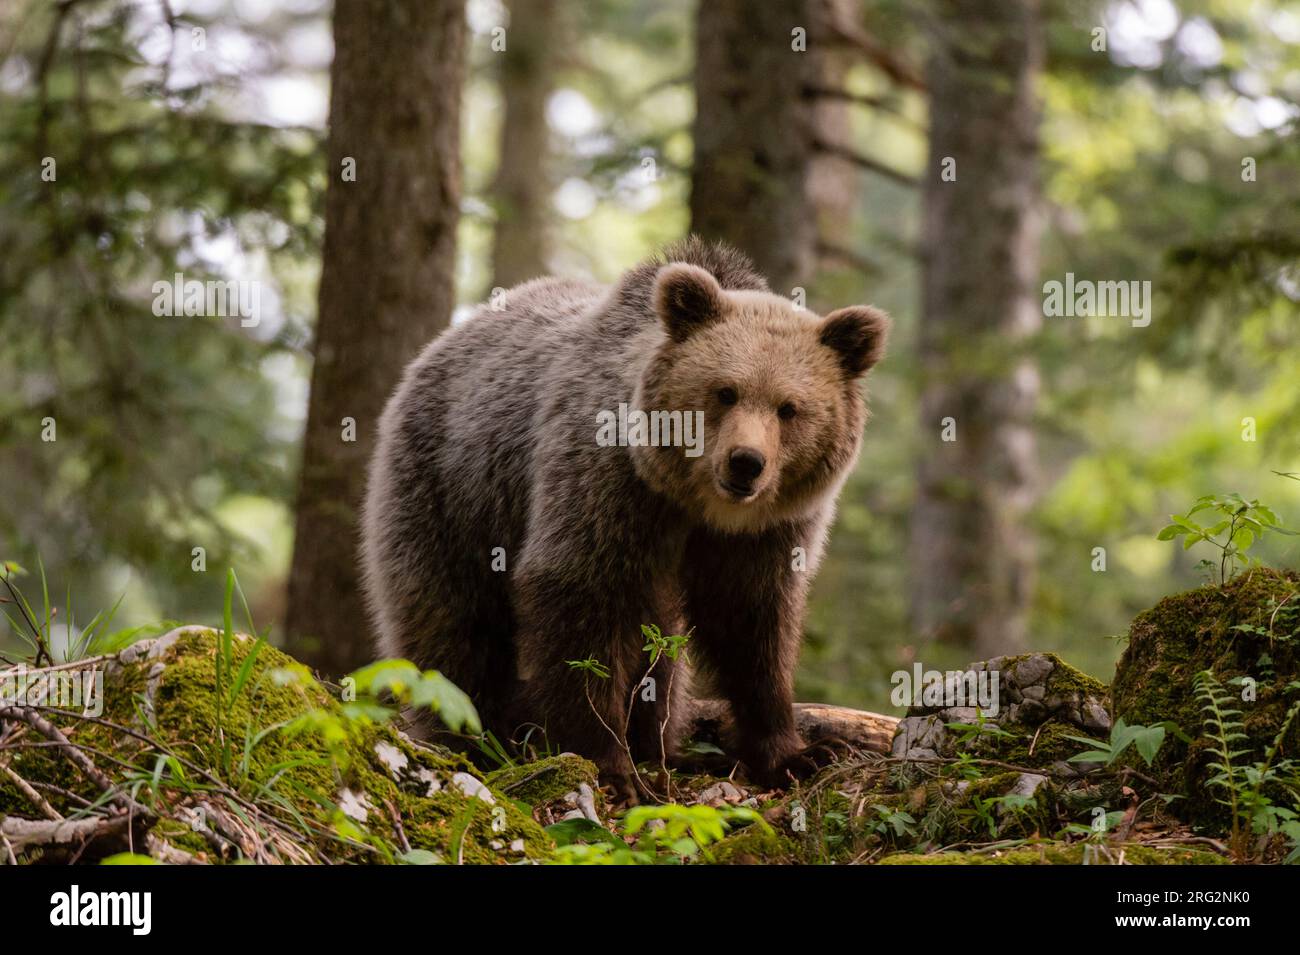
left=1157, top=493, right=1297, bottom=585
left=566, top=624, right=693, bottom=802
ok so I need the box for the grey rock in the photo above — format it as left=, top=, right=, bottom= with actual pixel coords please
left=698, top=780, right=744, bottom=804
left=938, top=706, right=980, bottom=725
left=451, top=772, right=496, bottom=805
left=1009, top=654, right=1054, bottom=688
left=1008, top=773, right=1048, bottom=799
left=1081, top=700, right=1111, bottom=732
left=893, top=715, right=948, bottom=758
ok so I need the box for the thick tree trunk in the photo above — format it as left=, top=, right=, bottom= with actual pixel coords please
left=689, top=0, right=817, bottom=293
left=806, top=0, right=859, bottom=254
left=908, top=0, right=1044, bottom=660
left=285, top=0, right=466, bottom=676
left=490, top=0, right=558, bottom=289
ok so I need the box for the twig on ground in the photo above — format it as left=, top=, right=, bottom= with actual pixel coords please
left=0, top=760, right=61, bottom=820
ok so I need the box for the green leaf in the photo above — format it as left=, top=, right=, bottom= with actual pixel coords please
left=545, top=817, right=620, bottom=847
left=99, top=853, right=159, bottom=866
left=1231, top=527, right=1255, bottom=552
left=682, top=740, right=726, bottom=756
left=1068, top=749, right=1113, bottom=764
left=408, top=670, right=481, bottom=734
left=398, top=849, right=445, bottom=865
left=228, top=634, right=267, bottom=705
left=1132, top=724, right=1166, bottom=766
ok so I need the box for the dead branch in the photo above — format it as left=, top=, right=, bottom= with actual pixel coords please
left=0, top=705, right=150, bottom=817
left=0, top=812, right=137, bottom=860
left=0, top=760, right=61, bottom=821
left=691, top=700, right=899, bottom=754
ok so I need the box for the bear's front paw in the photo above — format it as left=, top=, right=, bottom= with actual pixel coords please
left=599, top=769, right=651, bottom=807
left=755, top=736, right=854, bottom=788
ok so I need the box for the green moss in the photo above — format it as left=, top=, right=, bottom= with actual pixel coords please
left=1111, top=568, right=1300, bottom=829
left=1041, top=653, right=1109, bottom=699
left=710, top=825, right=796, bottom=864
left=880, top=842, right=1226, bottom=865
left=486, top=754, right=599, bottom=807
left=980, top=719, right=1086, bottom=770
left=2, top=629, right=556, bottom=864
left=993, top=652, right=1108, bottom=700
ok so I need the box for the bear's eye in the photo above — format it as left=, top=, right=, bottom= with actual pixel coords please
left=717, top=387, right=738, bottom=406
left=778, top=402, right=797, bottom=421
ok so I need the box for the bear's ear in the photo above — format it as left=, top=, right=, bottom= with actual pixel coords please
left=654, top=263, right=725, bottom=342
left=819, top=306, right=891, bottom=378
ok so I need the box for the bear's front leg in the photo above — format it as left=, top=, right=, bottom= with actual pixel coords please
left=683, top=520, right=845, bottom=787
left=512, top=564, right=669, bottom=804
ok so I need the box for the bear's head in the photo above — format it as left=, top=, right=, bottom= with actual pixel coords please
left=632, top=262, right=890, bottom=534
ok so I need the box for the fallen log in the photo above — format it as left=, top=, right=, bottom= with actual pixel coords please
left=0, top=812, right=148, bottom=863
left=690, top=700, right=899, bottom=755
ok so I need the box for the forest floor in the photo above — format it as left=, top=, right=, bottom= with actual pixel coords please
left=0, top=568, right=1297, bottom=865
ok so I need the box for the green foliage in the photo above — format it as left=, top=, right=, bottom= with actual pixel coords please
left=347, top=659, right=481, bottom=736
left=1195, top=670, right=1300, bottom=860
left=867, top=804, right=918, bottom=842
left=640, top=623, right=691, bottom=665
left=549, top=803, right=770, bottom=865
left=1064, top=717, right=1176, bottom=768
left=565, top=657, right=611, bottom=679
left=210, top=568, right=268, bottom=778
left=945, top=714, right=1013, bottom=745
left=99, top=853, right=160, bottom=866
left=0, top=556, right=156, bottom=665
left=0, top=0, right=318, bottom=629
left=1157, top=493, right=1297, bottom=585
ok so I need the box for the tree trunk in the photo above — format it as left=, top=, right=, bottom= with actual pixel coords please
left=285, top=0, right=466, bottom=676
left=689, top=0, right=817, bottom=294
left=806, top=0, right=859, bottom=256
left=490, top=0, right=558, bottom=290
left=908, top=0, right=1044, bottom=660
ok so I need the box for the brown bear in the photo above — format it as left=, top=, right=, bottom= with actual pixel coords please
left=361, top=237, right=889, bottom=797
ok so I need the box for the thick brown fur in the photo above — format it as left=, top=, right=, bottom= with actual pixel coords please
left=361, top=236, right=889, bottom=795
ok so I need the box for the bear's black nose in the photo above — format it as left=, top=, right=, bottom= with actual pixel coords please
left=728, top=447, right=766, bottom=485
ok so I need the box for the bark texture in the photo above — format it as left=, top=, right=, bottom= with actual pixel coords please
left=285, top=0, right=466, bottom=675
left=490, top=0, right=559, bottom=289
left=690, top=0, right=818, bottom=293
left=908, top=0, right=1044, bottom=659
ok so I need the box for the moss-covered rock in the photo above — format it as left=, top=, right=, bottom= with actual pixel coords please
left=0, top=628, right=555, bottom=864
left=879, top=842, right=1227, bottom=865
left=1111, top=568, right=1300, bottom=829
left=891, top=652, right=1110, bottom=775
left=486, top=754, right=600, bottom=807
left=710, top=825, right=797, bottom=864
